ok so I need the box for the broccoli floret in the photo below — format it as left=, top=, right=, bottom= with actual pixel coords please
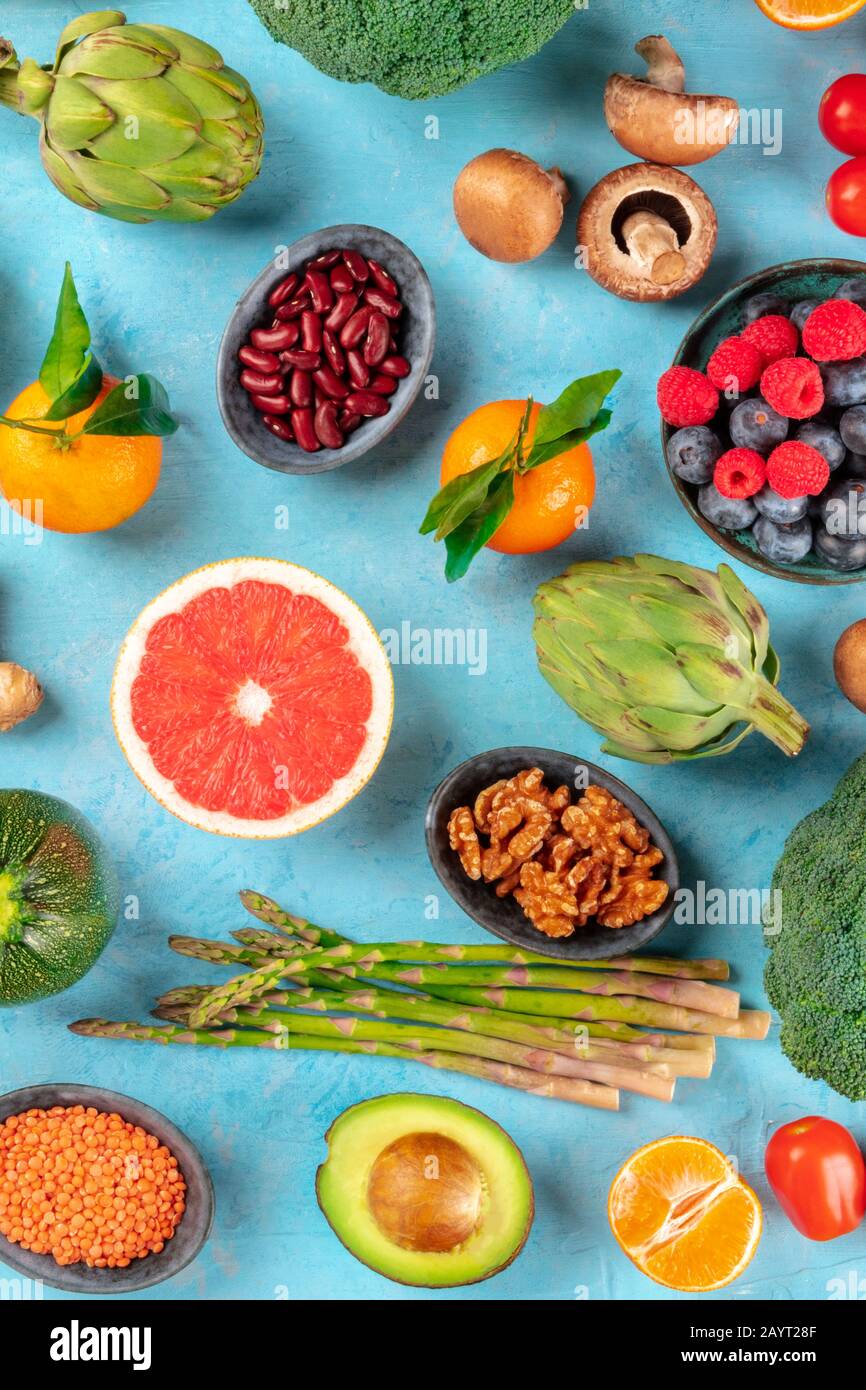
left=765, top=752, right=866, bottom=1098
left=248, top=0, right=577, bottom=100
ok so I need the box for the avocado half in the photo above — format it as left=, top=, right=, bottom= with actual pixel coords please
left=316, top=1093, right=534, bottom=1287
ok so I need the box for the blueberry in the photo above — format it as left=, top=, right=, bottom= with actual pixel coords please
left=820, top=358, right=866, bottom=407
left=796, top=420, right=846, bottom=470
left=846, top=450, right=866, bottom=477
left=729, top=397, right=788, bottom=452
left=753, top=515, right=813, bottom=564
left=840, top=405, right=866, bottom=454
left=666, top=426, right=722, bottom=484
left=821, top=476, right=866, bottom=538
left=835, top=277, right=866, bottom=309
left=753, top=484, right=809, bottom=524
left=698, top=483, right=758, bottom=531
left=743, top=292, right=788, bottom=325
left=814, top=526, right=866, bottom=571
left=791, top=298, right=822, bottom=332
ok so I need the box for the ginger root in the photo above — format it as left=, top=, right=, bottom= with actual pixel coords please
left=0, top=662, right=43, bottom=732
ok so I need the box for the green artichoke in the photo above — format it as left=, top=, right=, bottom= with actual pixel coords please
left=0, top=11, right=264, bottom=223
left=533, top=553, right=809, bottom=764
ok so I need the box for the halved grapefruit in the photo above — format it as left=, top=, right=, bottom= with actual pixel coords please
left=111, top=558, right=393, bottom=837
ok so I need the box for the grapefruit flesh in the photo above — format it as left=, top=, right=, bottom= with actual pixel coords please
left=111, top=559, right=393, bottom=837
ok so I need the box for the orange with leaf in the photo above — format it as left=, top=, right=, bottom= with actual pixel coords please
left=0, top=264, right=178, bottom=534
left=421, top=371, right=620, bottom=580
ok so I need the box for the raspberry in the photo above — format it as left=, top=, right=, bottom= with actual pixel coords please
left=760, top=357, right=824, bottom=419
left=713, top=448, right=766, bottom=499
left=742, top=315, right=799, bottom=365
left=802, top=299, right=866, bottom=362
left=706, top=336, right=763, bottom=394
left=766, top=441, right=830, bottom=499
left=656, top=366, right=719, bottom=427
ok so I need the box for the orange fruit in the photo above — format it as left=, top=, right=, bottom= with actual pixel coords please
left=608, top=1136, right=762, bottom=1293
left=754, top=0, right=866, bottom=28
left=440, top=399, right=594, bottom=555
left=0, top=375, right=161, bottom=533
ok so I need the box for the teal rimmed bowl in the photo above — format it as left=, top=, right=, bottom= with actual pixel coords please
left=662, top=257, right=866, bottom=585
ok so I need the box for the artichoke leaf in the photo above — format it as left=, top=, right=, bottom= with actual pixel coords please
left=536, top=663, right=662, bottom=752
left=94, top=24, right=182, bottom=58
left=631, top=592, right=751, bottom=662
left=53, top=12, right=125, bottom=70
left=675, top=644, right=758, bottom=708
left=44, top=75, right=113, bottom=150
left=164, top=65, right=246, bottom=119
left=59, top=40, right=168, bottom=82
left=38, top=133, right=102, bottom=210
left=624, top=704, right=734, bottom=752
left=146, top=26, right=223, bottom=69
left=717, top=563, right=770, bottom=668
left=63, top=149, right=169, bottom=211
left=586, top=639, right=720, bottom=715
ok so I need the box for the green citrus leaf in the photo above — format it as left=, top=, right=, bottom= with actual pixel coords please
left=523, top=407, right=613, bottom=471
left=79, top=373, right=179, bottom=437
left=39, top=263, right=99, bottom=406
left=527, top=369, right=621, bottom=460
left=419, top=451, right=509, bottom=540
left=42, top=352, right=104, bottom=421
left=444, top=470, right=515, bottom=582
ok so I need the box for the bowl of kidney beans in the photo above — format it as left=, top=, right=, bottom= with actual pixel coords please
left=217, top=225, right=436, bottom=473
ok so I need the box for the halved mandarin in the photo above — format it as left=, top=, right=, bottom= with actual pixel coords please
left=754, top=0, right=866, bottom=28
left=608, top=1135, right=762, bottom=1292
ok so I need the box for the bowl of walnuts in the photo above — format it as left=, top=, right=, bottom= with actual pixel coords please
left=425, top=746, right=679, bottom=961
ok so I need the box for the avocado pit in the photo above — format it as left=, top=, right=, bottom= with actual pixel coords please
left=367, top=1131, right=485, bottom=1253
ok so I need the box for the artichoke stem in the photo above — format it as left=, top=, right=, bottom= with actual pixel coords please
left=0, top=60, right=21, bottom=113
left=745, top=674, right=809, bottom=757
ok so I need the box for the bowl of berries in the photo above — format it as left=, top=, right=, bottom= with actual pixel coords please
left=658, top=258, right=866, bottom=584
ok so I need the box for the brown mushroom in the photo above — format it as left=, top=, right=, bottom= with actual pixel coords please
left=605, top=35, right=739, bottom=167
left=453, top=149, right=569, bottom=263
left=577, top=164, right=717, bottom=303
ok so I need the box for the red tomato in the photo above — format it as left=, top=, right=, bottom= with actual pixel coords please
left=765, top=1117, right=866, bottom=1241
left=827, top=157, right=866, bottom=236
left=820, top=74, right=866, bottom=155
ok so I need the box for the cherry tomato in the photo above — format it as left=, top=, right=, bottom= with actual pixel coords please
left=820, top=74, right=866, bottom=155
left=827, top=157, right=866, bottom=236
left=765, top=1116, right=866, bottom=1241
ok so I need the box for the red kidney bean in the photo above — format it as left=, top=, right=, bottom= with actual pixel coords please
left=251, top=322, right=303, bottom=351
left=273, top=320, right=300, bottom=347
left=314, top=400, right=344, bottom=449
left=305, top=268, right=334, bottom=313
left=367, top=258, right=399, bottom=298
left=240, top=368, right=284, bottom=394
left=309, top=249, right=342, bottom=268
left=268, top=272, right=299, bottom=308
left=301, top=309, right=323, bottom=353
left=313, top=364, right=349, bottom=400
left=330, top=263, right=355, bottom=294
left=275, top=294, right=311, bottom=321
left=344, top=390, right=390, bottom=418
left=322, top=328, right=345, bottom=377
left=364, top=287, right=402, bottom=319
left=343, top=249, right=370, bottom=283
left=325, top=291, right=358, bottom=333
left=339, top=305, right=373, bottom=349
left=289, top=370, right=313, bottom=408
left=363, top=311, right=390, bottom=367
left=346, top=349, right=370, bottom=389
left=239, top=344, right=281, bottom=373
left=263, top=414, right=294, bottom=441
left=291, top=408, right=320, bottom=452
left=338, top=410, right=363, bottom=434
left=250, top=392, right=292, bottom=415
left=369, top=373, right=397, bottom=395
left=380, top=353, right=410, bottom=378
left=280, top=348, right=321, bottom=370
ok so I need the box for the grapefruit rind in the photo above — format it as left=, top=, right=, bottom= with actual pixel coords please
left=111, top=558, right=394, bottom=838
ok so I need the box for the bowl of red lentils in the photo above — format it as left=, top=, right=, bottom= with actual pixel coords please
left=0, top=1084, right=214, bottom=1293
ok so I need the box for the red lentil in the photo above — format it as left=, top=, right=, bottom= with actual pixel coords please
left=0, top=1105, right=186, bottom=1269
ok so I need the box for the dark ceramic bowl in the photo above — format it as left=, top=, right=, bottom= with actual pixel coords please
left=663, top=257, right=866, bottom=585
left=425, top=746, right=679, bottom=961
left=0, top=1083, right=214, bottom=1294
left=217, top=225, right=436, bottom=474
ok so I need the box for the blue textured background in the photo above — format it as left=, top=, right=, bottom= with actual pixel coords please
left=3, top=0, right=866, bottom=1302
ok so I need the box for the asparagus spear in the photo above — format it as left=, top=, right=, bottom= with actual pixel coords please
left=154, top=1001, right=675, bottom=1101
left=239, top=889, right=730, bottom=979
left=68, top=1018, right=620, bottom=1111
left=168, top=935, right=717, bottom=1053
left=230, top=930, right=737, bottom=1018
